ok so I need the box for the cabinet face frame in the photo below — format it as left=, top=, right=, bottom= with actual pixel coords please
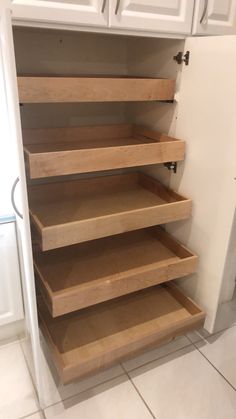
left=193, top=0, right=236, bottom=35
left=12, top=0, right=109, bottom=27
left=109, top=0, right=195, bottom=35
left=0, top=4, right=44, bottom=405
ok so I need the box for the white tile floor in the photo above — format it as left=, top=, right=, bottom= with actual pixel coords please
left=2, top=325, right=236, bottom=419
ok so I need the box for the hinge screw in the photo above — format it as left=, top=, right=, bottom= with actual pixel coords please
left=164, top=162, right=177, bottom=173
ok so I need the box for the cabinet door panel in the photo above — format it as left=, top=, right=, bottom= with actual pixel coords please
left=12, top=0, right=108, bottom=27
left=110, top=0, right=195, bottom=35
left=193, top=0, right=236, bottom=35
left=169, top=35, right=236, bottom=332
left=0, top=223, right=23, bottom=326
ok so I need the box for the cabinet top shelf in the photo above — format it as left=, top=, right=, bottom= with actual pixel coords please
left=17, top=76, right=175, bottom=103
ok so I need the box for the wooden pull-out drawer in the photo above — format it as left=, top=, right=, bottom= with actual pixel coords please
left=34, top=227, right=198, bottom=317
left=18, top=76, right=175, bottom=103
left=23, top=124, right=185, bottom=179
left=29, top=172, right=192, bottom=251
left=38, top=283, right=205, bottom=384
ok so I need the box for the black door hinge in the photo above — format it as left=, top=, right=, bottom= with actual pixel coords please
left=173, top=51, right=190, bottom=66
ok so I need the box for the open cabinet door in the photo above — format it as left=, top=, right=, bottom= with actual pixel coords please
left=0, top=1, right=43, bottom=404
left=169, top=35, right=236, bottom=333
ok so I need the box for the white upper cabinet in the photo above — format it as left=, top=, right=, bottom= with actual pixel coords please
left=12, top=0, right=109, bottom=27
left=109, top=0, right=195, bottom=35
left=193, top=0, right=236, bottom=35
left=11, top=0, right=236, bottom=36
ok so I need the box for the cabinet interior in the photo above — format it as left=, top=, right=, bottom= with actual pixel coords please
left=13, top=26, right=204, bottom=384
left=14, top=26, right=184, bottom=185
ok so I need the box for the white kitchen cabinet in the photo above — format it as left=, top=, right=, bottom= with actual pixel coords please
left=0, top=222, right=23, bottom=326
left=11, top=0, right=236, bottom=37
left=193, top=0, right=236, bottom=35
left=12, top=0, right=108, bottom=27
left=109, top=0, right=195, bottom=35
left=3, top=0, right=236, bottom=405
left=12, top=0, right=194, bottom=37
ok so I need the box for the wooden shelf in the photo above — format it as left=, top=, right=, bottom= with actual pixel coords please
left=38, top=283, right=205, bottom=383
left=29, top=172, right=192, bottom=251
left=23, top=124, right=185, bottom=179
left=17, top=76, right=175, bottom=103
left=34, top=227, right=198, bottom=317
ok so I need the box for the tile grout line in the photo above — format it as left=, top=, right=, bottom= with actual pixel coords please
left=0, top=337, right=24, bottom=351
left=8, top=328, right=236, bottom=416
left=40, top=371, right=127, bottom=411
left=124, top=339, right=193, bottom=374
left=18, top=339, right=42, bottom=410
left=31, top=338, right=194, bottom=411
left=17, top=332, right=211, bottom=416
left=40, top=409, right=47, bottom=419
left=19, top=408, right=45, bottom=419
left=192, top=341, right=236, bottom=393
left=193, top=323, right=236, bottom=342
left=120, top=364, right=156, bottom=419
left=29, top=338, right=193, bottom=411
left=2, top=339, right=42, bottom=418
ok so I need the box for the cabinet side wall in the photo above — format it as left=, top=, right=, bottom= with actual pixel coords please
left=126, top=37, right=184, bottom=186
left=13, top=27, right=128, bottom=129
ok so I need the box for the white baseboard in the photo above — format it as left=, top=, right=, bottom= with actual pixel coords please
left=0, top=319, right=25, bottom=346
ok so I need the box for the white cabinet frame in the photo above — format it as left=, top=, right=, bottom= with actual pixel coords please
left=0, top=1, right=44, bottom=406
